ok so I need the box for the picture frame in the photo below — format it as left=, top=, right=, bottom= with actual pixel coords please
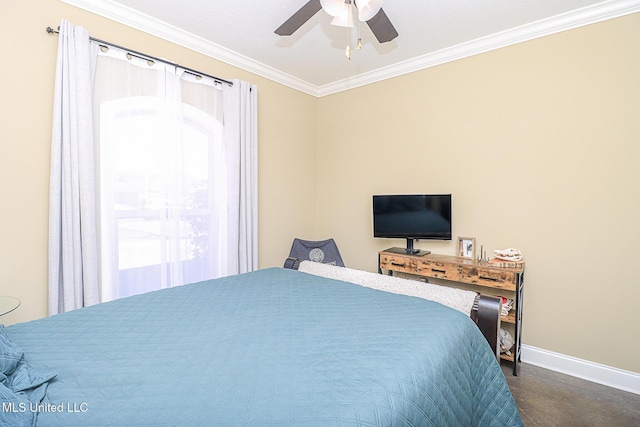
left=458, top=237, right=476, bottom=258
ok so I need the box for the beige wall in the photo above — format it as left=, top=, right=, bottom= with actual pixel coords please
left=0, top=0, right=317, bottom=324
left=316, top=14, right=640, bottom=373
left=1, top=1, right=638, bottom=375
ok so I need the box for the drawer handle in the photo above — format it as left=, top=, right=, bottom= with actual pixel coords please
left=479, top=276, right=499, bottom=282
left=391, top=262, right=406, bottom=267
left=431, top=268, right=447, bottom=274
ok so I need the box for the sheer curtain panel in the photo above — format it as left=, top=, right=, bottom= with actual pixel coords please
left=93, top=48, right=257, bottom=301
left=48, top=20, right=100, bottom=315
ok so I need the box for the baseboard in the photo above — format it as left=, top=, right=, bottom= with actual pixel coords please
left=521, top=344, right=640, bottom=395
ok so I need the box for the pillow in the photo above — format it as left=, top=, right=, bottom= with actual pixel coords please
left=0, top=325, right=24, bottom=376
left=0, top=382, right=35, bottom=427
left=0, top=326, right=57, bottom=427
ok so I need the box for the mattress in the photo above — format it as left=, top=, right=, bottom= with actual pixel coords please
left=3, top=267, right=522, bottom=426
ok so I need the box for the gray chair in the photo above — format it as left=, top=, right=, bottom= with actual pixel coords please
left=287, top=238, right=345, bottom=267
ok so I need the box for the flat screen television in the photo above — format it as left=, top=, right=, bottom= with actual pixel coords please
left=373, top=194, right=452, bottom=255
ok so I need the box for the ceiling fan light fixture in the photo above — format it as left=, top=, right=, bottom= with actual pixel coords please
left=320, top=0, right=347, bottom=17
left=275, top=0, right=397, bottom=58
left=355, top=0, right=382, bottom=22
left=330, top=9, right=354, bottom=28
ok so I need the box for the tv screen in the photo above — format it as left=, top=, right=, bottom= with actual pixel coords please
left=373, top=194, right=452, bottom=244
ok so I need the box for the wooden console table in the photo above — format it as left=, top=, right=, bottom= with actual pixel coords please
left=378, top=250, right=525, bottom=375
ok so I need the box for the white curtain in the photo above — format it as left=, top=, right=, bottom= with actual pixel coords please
left=223, top=80, right=259, bottom=274
left=48, top=20, right=100, bottom=315
left=50, top=21, right=258, bottom=309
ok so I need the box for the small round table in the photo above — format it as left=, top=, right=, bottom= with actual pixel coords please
left=0, top=296, right=20, bottom=316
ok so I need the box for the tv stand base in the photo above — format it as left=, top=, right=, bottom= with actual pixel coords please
left=384, top=247, right=431, bottom=256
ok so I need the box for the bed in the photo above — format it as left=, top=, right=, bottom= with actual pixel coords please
left=286, top=258, right=504, bottom=360
left=2, top=266, right=522, bottom=426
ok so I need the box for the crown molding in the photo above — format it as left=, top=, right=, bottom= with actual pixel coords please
left=60, top=0, right=640, bottom=98
left=59, top=0, right=319, bottom=96
left=317, top=0, right=640, bottom=96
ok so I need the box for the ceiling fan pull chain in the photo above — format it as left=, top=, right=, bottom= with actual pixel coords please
left=345, top=28, right=351, bottom=59
left=346, top=3, right=352, bottom=59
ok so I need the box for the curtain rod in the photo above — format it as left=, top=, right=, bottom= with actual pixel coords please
left=46, top=26, right=233, bottom=87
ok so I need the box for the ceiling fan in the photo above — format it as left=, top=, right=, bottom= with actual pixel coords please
left=275, top=0, right=398, bottom=44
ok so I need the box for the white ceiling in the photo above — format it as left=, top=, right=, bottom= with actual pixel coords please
left=62, top=0, right=640, bottom=96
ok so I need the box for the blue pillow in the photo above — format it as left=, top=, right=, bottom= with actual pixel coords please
left=0, top=326, right=57, bottom=427
left=0, top=325, right=24, bottom=375
left=0, top=382, right=37, bottom=427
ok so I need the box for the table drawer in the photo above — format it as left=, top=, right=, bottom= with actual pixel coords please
left=380, top=254, right=517, bottom=291
left=459, top=266, right=517, bottom=291
left=378, top=254, right=419, bottom=275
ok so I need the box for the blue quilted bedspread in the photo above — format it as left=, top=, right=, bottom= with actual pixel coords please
left=4, top=268, right=522, bottom=426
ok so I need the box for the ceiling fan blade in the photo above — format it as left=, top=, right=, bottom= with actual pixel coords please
left=275, top=0, right=323, bottom=36
left=366, top=8, right=398, bottom=43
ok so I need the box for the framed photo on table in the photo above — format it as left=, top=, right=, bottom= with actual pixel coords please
left=458, top=237, right=476, bottom=258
